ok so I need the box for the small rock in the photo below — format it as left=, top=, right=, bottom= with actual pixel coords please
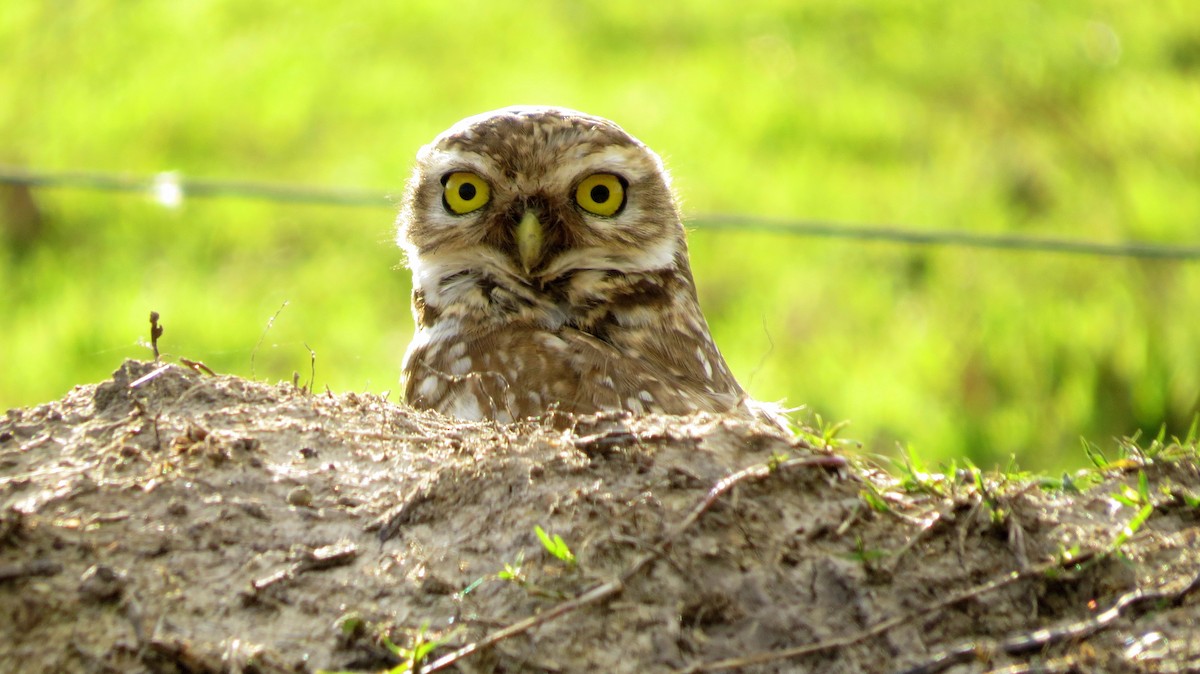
left=287, top=486, right=314, bottom=508
left=237, top=501, right=269, bottom=520
left=79, top=564, right=126, bottom=602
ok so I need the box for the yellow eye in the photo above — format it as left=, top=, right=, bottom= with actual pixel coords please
left=575, top=173, right=626, bottom=216
left=442, top=172, right=490, bottom=214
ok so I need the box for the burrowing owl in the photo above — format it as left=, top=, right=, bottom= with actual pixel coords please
left=398, top=106, right=766, bottom=424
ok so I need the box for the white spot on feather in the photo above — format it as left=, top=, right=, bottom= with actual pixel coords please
left=450, top=356, right=472, bottom=375
left=417, top=377, right=441, bottom=400
left=696, top=347, right=713, bottom=379
left=536, top=333, right=569, bottom=350
left=448, top=394, right=483, bottom=420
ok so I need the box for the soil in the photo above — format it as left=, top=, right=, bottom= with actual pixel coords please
left=2, top=359, right=1199, bottom=673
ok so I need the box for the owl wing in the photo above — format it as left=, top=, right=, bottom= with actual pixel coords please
left=557, top=325, right=745, bottom=416
left=404, top=322, right=745, bottom=421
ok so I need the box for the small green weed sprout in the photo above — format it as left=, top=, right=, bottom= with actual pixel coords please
left=1179, top=489, right=1200, bottom=509
left=334, top=612, right=365, bottom=639
left=496, top=550, right=526, bottom=584
left=535, top=525, right=576, bottom=566
left=1110, top=470, right=1151, bottom=509
left=798, top=412, right=852, bottom=450
left=848, top=535, right=887, bottom=565
left=860, top=483, right=891, bottom=514
left=379, top=622, right=447, bottom=674
left=1054, top=543, right=1083, bottom=566
left=767, top=451, right=789, bottom=472
left=1110, top=471, right=1155, bottom=553
left=1117, top=415, right=1200, bottom=464
left=319, top=619, right=450, bottom=674
left=891, top=445, right=946, bottom=496
left=1111, top=502, right=1154, bottom=553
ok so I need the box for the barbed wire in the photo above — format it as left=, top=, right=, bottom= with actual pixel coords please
left=689, top=215, right=1200, bottom=260
left=1, top=167, right=391, bottom=208
left=3, top=166, right=1198, bottom=261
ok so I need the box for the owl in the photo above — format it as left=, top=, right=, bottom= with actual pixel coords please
left=397, top=106, right=770, bottom=425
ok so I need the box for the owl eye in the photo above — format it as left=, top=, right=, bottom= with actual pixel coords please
left=575, top=173, right=626, bottom=216
left=442, top=172, right=491, bottom=214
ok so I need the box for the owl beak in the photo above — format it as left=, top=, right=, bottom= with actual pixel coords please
left=514, top=210, right=544, bottom=274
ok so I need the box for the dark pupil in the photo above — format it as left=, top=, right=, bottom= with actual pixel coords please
left=589, top=184, right=610, bottom=203
left=458, top=182, right=477, bottom=201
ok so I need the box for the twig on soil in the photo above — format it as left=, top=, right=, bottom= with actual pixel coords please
left=86, top=510, right=132, bottom=524
left=0, top=462, right=88, bottom=487
left=0, top=559, right=62, bottom=583
left=573, top=429, right=642, bottom=456
left=893, top=567, right=1200, bottom=674
left=179, top=358, right=216, bottom=376
left=248, top=541, right=358, bottom=593
left=889, top=483, right=1033, bottom=575
left=676, top=564, right=1038, bottom=673
left=883, top=507, right=947, bottom=573
left=981, top=655, right=1086, bottom=674
left=129, top=364, right=171, bottom=388
left=679, top=544, right=1108, bottom=672
left=676, top=548, right=1200, bottom=674
left=666, top=455, right=846, bottom=543
left=418, top=453, right=849, bottom=673
left=422, top=575, right=628, bottom=672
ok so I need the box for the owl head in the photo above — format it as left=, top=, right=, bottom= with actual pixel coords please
left=396, top=108, right=768, bottom=423
left=396, top=107, right=691, bottom=313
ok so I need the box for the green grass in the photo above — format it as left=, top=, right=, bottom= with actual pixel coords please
left=2, top=1, right=1198, bottom=470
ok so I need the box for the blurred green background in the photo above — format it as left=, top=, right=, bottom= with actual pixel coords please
left=2, top=1, right=1198, bottom=471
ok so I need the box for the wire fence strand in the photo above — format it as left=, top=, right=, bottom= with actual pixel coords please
left=3, top=166, right=1199, bottom=261
left=689, top=215, right=1200, bottom=260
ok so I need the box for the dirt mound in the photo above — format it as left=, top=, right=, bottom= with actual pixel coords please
left=2, top=360, right=1199, bottom=673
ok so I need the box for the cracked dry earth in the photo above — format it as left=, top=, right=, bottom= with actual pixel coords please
left=2, top=359, right=1200, bottom=673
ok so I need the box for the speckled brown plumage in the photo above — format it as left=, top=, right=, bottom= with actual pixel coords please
left=397, top=106, right=769, bottom=423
